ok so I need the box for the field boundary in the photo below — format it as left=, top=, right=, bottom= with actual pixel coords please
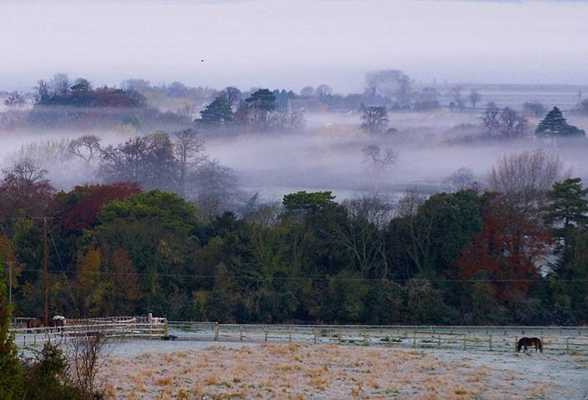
left=168, top=322, right=588, bottom=355
left=11, top=318, right=588, bottom=355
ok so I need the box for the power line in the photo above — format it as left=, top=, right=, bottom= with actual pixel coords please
left=11, top=268, right=588, bottom=283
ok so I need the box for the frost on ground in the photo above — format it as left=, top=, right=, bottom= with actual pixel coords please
left=99, top=342, right=588, bottom=400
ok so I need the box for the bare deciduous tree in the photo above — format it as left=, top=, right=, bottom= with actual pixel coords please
left=188, top=160, right=239, bottom=217
left=1, top=158, right=49, bottom=187
left=397, top=189, right=435, bottom=276
left=482, top=105, right=528, bottom=139
left=99, top=133, right=178, bottom=192
left=468, top=89, right=481, bottom=109
left=173, top=129, right=206, bottom=197
left=445, top=167, right=478, bottom=192
left=488, top=150, right=566, bottom=216
left=360, top=105, right=389, bottom=134
left=68, top=333, right=106, bottom=399
left=362, top=144, right=396, bottom=169
left=336, top=196, right=394, bottom=277
left=68, top=135, right=102, bottom=163
left=498, top=107, right=528, bottom=138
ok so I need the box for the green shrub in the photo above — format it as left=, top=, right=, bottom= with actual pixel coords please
left=0, top=278, right=25, bottom=400
left=23, top=343, right=82, bottom=400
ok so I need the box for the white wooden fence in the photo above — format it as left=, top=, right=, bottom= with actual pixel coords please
left=12, top=318, right=588, bottom=355
left=11, top=316, right=167, bottom=347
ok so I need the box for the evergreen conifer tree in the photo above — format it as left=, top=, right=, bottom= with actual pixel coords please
left=536, top=107, right=585, bottom=137
left=200, top=95, right=233, bottom=126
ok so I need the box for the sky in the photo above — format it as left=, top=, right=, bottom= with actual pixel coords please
left=1, top=0, right=588, bottom=92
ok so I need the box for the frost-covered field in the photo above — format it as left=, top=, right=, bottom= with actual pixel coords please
left=98, top=341, right=588, bottom=399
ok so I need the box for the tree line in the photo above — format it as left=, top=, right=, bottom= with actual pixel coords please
left=1, top=150, right=586, bottom=325
left=4, top=72, right=588, bottom=138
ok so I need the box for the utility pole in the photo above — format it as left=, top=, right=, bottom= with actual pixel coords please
left=43, top=217, right=49, bottom=326
left=8, top=261, right=12, bottom=306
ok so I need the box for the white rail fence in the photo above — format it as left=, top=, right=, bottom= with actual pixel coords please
left=11, top=318, right=588, bottom=355
left=11, top=316, right=167, bottom=347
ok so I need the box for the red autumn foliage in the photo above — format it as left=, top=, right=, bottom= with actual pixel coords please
left=57, top=183, right=141, bottom=231
left=456, top=195, right=552, bottom=301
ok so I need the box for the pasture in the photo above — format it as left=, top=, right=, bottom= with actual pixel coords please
left=12, top=320, right=588, bottom=399
left=98, top=341, right=587, bottom=399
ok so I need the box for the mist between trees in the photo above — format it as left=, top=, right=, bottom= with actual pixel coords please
left=1, top=72, right=588, bottom=325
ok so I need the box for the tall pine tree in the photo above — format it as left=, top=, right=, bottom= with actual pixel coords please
left=545, top=178, right=588, bottom=238
left=545, top=178, right=588, bottom=275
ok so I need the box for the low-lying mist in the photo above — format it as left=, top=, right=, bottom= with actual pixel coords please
left=1, top=110, right=588, bottom=204
left=206, top=111, right=588, bottom=201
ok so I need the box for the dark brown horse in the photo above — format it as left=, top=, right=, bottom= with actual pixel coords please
left=25, top=318, right=43, bottom=333
left=517, top=337, right=543, bottom=353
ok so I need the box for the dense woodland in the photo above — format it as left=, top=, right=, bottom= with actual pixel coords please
left=0, top=150, right=587, bottom=325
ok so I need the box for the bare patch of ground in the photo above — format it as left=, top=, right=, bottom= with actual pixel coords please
left=98, top=342, right=587, bottom=399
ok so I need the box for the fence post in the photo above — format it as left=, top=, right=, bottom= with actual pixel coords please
left=514, top=337, right=518, bottom=352
left=412, top=331, right=416, bottom=349
left=489, top=335, right=492, bottom=352
left=565, top=337, right=570, bottom=354
left=214, top=322, right=219, bottom=341
left=313, top=329, right=317, bottom=345
left=265, top=329, right=268, bottom=343
left=463, top=335, right=466, bottom=351
left=239, top=326, right=243, bottom=342
left=289, top=326, right=292, bottom=343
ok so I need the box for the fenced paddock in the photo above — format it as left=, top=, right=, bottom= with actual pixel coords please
left=11, top=318, right=588, bottom=356
left=167, top=322, right=588, bottom=355
left=11, top=316, right=167, bottom=348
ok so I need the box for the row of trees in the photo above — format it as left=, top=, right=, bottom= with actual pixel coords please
left=1, top=150, right=586, bottom=324
left=198, top=88, right=304, bottom=132
left=35, top=74, right=146, bottom=108
left=11, top=74, right=190, bottom=132
left=360, top=101, right=585, bottom=139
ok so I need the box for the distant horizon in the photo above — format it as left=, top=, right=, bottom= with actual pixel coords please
left=2, top=73, right=588, bottom=95
left=2, top=0, right=588, bottom=93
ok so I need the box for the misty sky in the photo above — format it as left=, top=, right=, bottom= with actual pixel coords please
left=1, top=0, right=588, bottom=92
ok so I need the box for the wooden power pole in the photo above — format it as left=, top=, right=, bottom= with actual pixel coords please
left=8, top=261, right=12, bottom=306
left=43, top=217, right=49, bottom=326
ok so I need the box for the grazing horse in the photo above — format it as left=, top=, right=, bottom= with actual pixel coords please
left=517, top=337, right=543, bottom=353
